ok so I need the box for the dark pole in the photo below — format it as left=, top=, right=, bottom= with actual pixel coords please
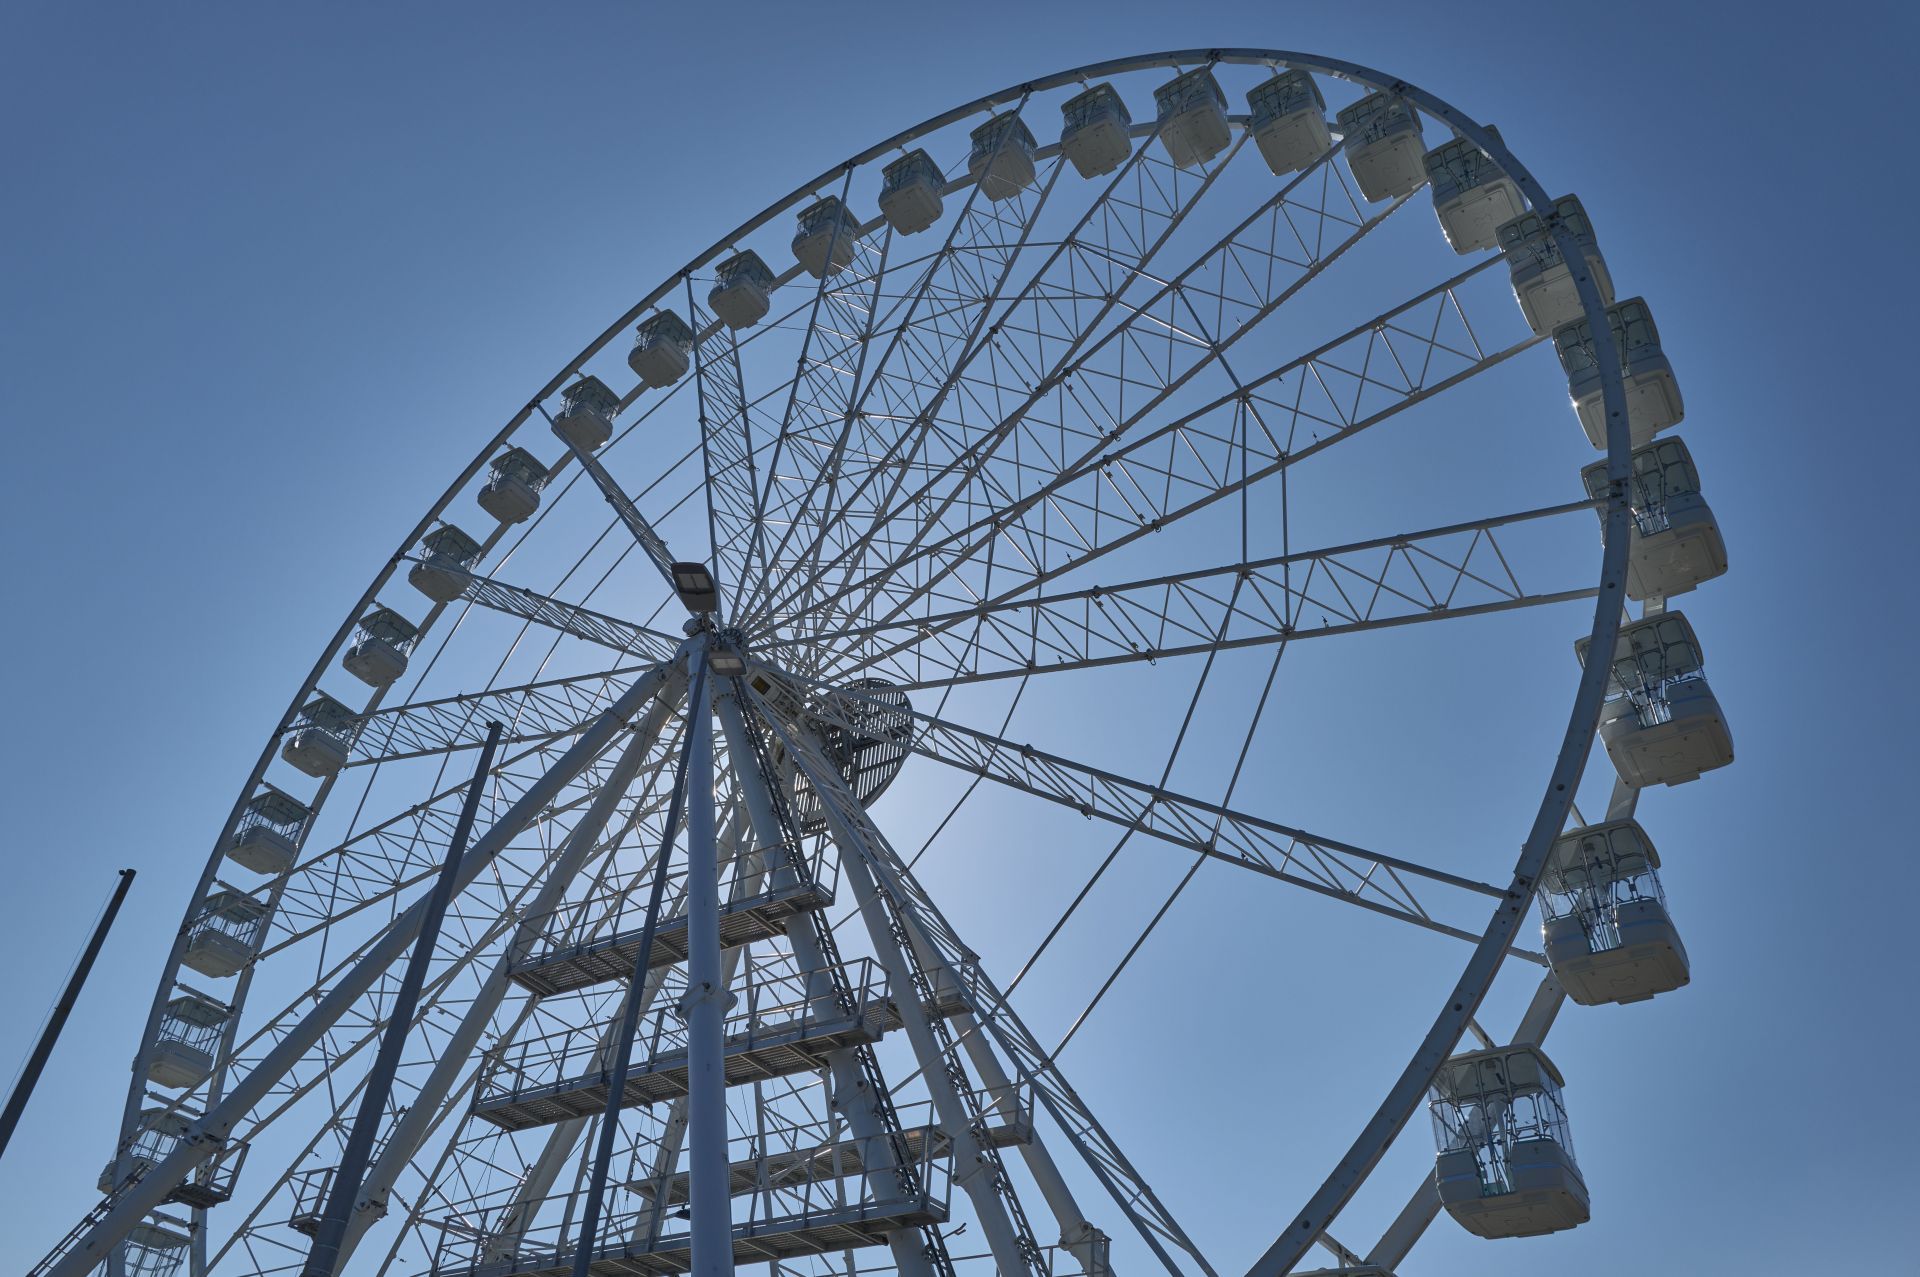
left=0, top=867, right=136, bottom=1160
left=300, top=722, right=503, bottom=1277
left=572, top=660, right=705, bottom=1277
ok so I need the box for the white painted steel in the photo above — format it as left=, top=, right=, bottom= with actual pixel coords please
left=44, top=47, right=1718, bottom=1277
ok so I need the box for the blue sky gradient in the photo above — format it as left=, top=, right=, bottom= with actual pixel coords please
left=1, top=2, right=1913, bottom=1273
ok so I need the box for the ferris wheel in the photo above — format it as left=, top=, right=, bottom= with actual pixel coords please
left=33, top=47, right=1734, bottom=1277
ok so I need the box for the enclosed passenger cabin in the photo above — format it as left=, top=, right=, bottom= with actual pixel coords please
left=1581, top=437, right=1727, bottom=600
left=1059, top=83, right=1133, bottom=179
left=341, top=605, right=418, bottom=688
left=1431, top=1045, right=1589, bottom=1239
left=1497, top=195, right=1614, bottom=336
left=1336, top=92, right=1427, bottom=202
left=182, top=887, right=272, bottom=979
left=476, top=446, right=550, bottom=525
left=708, top=250, right=774, bottom=330
left=1247, top=70, right=1330, bottom=176
left=1425, top=130, right=1524, bottom=253
left=227, top=786, right=311, bottom=876
left=1577, top=610, right=1733, bottom=788
left=969, top=114, right=1038, bottom=201
left=552, top=375, right=618, bottom=453
left=149, top=992, right=229, bottom=1089
left=281, top=692, right=357, bottom=779
left=407, top=523, right=483, bottom=603
left=628, top=310, right=693, bottom=389
left=792, top=196, right=861, bottom=279
left=1555, top=297, right=1684, bottom=450
left=878, top=149, right=945, bottom=235
left=1540, top=820, right=1689, bottom=1005
left=122, top=1220, right=192, bottom=1277
left=1153, top=67, right=1231, bottom=169
left=99, top=1109, right=193, bottom=1192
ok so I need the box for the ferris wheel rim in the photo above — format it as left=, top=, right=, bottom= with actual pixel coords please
left=67, top=47, right=1645, bottom=1277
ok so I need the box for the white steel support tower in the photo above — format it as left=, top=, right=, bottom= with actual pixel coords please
left=34, top=47, right=1730, bottom=1277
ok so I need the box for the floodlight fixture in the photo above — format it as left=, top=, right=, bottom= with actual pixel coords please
left=670, top=561, right=719, bottom=613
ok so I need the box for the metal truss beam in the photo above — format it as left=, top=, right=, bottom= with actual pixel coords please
left=40, top=662, right=685, bottom=1277
left=769, top=143, right=1393, bottom=639
left=768, top=502, right=1596, bottom=689
left=745, top=119, right=1244, bottom=637
left=744, top=98, right=1062, bottom=628
left=344, top=664, right=661, bottom=767
left=752, top=695, right=1214, bottom=1277
left=786, top=674, right=1542, bottom=962
left=805, top=261, right=1533, bottom=655
left=418, top=561, right=680, bottom=662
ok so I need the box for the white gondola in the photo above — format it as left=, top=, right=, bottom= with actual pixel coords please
left=1336, top=91, right=1427, bottom=202
left=1497, top=194, right=1614, bottom=336
left=1153, top=67, right=1231, bottom=169
left=708, top=250, right=774, bottom=330
left=1555, top=297, right=1684, bottom=449
left=1246, top=69, right=1330, bottom=176
left=182, top=887, right=272, bottom=979
left=1577, top=610, right=1733, bottom=788
left=1425, top=130, right=1523, bottom=253
left=280, top=692, right=356, bottom=779
left=792, top=196, right=860, bottom=279
left=628, top=310, right=693, bottom=389
left=1581, top=437, right=1728, bottom=600
left=968, top=114, right=1037, bottom=201
left=1059, top=83, right=1132, bottom=178
left=1431, top=1045, right=1590, bottom=1239
left=148, top=993, right=228, bottom=1089
left=407, top=523, right=482, bottom=603
left=476, top=446, right=549, bottom=525
left=551, top=375, right=618, bottom=453
left=98, top=1109, right=192, bottom=1192
left=122, top=1220, right=192, bottom=1277
left=226, top=786, right=310, bottom=876
left=878, top=150, right=945, bottom=235
left=1540, top=821, right=1689, bottom=1005
left=341, top=604, right=417, bottom=688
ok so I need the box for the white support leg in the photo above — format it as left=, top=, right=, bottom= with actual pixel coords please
left=876, top=872, right=1108, bottom=1271
left=712, top=689, right=937, bottom=1277
left=47, top=660, right=685, bottom=1277
left=682, top=649, right=730, bottom=1277
left=336, top=694, right=685, bottom=1266
left=931, top=980, right=1109, bottom=1272
left=476, top=802, right=744, bottom=1259
left=822, top=808, right=1032, bottom=1277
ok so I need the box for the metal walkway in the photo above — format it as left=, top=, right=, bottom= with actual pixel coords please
left=626, top=1120, right=1032, bottom=1206
left=507, top=878, right=834, bottom=998
left=433, top=1191, right=947, bottom=1277
left=473, top=996, right=897, bottom=1133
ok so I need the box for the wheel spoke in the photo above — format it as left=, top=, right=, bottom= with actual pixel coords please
left=744, top=102, right=1067, bottom=630
left=787, top=673, right=1543, bottom=959
left=761, top=141, right=1388, bottom=637
left=345, top=663, right=666, bottom=767
left=419, top=562, right=682, bottom=661
left=771, top=502, right=1597, bottom=688
left=755, top=693, right=1216, bottom=1277
left=796, top=259, right=1533, bottom=645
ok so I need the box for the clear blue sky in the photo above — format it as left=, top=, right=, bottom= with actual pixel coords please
left=1, top=2, right=1913, bottom=1274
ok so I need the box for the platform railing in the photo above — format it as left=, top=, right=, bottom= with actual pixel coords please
left=475, top=956, right=888, bottom=1108
left=430, top=1124, right=950, bottom=1277
left=524, top=841, right=836, bottom=960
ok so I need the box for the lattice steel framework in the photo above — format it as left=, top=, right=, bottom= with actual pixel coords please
left=32, top=47, right=1680, bottom=1277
